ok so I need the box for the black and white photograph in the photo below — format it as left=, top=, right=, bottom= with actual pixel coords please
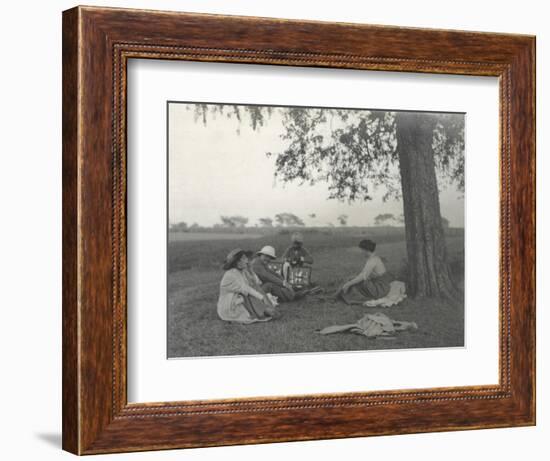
left=3, top=0, right=542, bottom=458
left=167, top=101, right=465, bottom=358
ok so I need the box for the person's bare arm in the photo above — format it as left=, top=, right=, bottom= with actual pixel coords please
left=342, top=258, right=375, bottom=292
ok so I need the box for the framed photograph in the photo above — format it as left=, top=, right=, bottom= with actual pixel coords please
left=62, top=6, right=535, bottom=455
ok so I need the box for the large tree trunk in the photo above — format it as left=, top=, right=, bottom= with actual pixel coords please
left=396, top=112, right=459, bottom=300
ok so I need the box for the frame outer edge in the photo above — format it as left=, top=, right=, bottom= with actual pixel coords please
left=521, top=36, right=536, bottom=425
left=64, top=6, right=536, bottom=454
left=62, top=6, right=81, bottom=455
left=502, top=37, right=535, bottom=424
left=531, top=36, right=537, bottom=425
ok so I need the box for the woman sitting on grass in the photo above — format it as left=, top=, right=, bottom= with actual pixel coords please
left=217, top=248, right=276, bottom=324
left=336, top=239, right=393, bottom=303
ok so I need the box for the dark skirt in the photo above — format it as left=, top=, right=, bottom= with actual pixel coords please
left=355, top=272, right=393, bottom=299
left=241, top=294, right=268, bottom=319
left=338, top=272, right=393, bottom=305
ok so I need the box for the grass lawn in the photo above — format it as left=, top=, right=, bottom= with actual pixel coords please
left=167, top=232, right=464, bottom=358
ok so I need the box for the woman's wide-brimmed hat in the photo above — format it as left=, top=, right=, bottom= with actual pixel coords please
left=223, top=248, right=245, bottom=270
left=291, top=232, right=304, bottom=243
left=257, top=245, right=276, bottom=259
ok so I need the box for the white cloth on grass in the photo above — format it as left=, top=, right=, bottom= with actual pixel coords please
left=364, top=280, right=407, bottom=307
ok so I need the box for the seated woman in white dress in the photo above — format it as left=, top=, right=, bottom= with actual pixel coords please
left=217, top=248, right=275, bottom=323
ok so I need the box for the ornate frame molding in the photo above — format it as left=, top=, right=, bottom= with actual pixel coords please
left=63, top=6, right=535, bottom=454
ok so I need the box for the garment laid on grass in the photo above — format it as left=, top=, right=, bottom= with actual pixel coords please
left=217, top=268, right=271, bottom=323
left=319, top=312, right=417, bottom=338
left=364, top=281, right=407, bottom=307
left=251, top=256, right=295, bottom=302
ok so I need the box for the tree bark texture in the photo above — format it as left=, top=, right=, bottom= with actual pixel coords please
left=396, top=112, right=459, bottom=299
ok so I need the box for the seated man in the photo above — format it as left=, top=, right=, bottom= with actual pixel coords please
left=280, top=231, right=322, bottom=294
left=281, top=231, right=313, bottom=282
left=251, top=245, right=296, bottom=303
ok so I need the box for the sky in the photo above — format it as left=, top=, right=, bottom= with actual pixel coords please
left=168, top=103, right=465, bottom=228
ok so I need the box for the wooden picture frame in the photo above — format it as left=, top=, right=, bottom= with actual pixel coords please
left=62, top=5, right=535, bottom=455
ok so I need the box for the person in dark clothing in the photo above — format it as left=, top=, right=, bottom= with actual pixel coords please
left=281, top=231, right=313, bottom=281
left=281, top=232, right=322, bottom=294
left=242, top=250, right=278, bottom=318
left=251, top=245, right=296, bottom=303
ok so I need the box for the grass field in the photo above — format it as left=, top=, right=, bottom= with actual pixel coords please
left=167, top=229, right=465, bottom=358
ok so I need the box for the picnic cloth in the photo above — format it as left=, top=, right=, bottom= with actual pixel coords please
left=319, top=312, right=417, bottom=338
left=364, top=281, right=407, bottom=307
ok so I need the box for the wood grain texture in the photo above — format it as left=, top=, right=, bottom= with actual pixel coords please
left=61, top=7, right=80, bottom=454
left=62, top=5, right=536, bottom=455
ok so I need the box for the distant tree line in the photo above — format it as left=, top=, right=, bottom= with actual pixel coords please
left=373, top=213, right=450, bottom=228
left=218, top=215, right=249, bottom=228
left=171, top=211, right=455, bottom=232
left=169, top=221, right=200, bottom=232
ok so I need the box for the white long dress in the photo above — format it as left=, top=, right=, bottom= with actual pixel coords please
left=217, top=268, right=265, bottom=323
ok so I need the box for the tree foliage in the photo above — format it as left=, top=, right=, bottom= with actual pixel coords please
left=191, top=104, right=464, bottom=205
left=268, top=108, right=464, bottom=203
left=275, top=212, right=305, bottom=227
left=220, top=215, right=249, bottom=228
left=374, top=213, right=397, bottom=226
left=433, top=117, right=465, bottom=192
left=170, top=221, right=188, bottom=232
left=267, top=108, right=399, bottom=202
left=258, top=217, right=273, bottom=227
left=337, top=214, right=348, bottom=226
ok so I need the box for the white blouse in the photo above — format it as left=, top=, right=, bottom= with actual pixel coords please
left=359, top=255, right=386, bottom=281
